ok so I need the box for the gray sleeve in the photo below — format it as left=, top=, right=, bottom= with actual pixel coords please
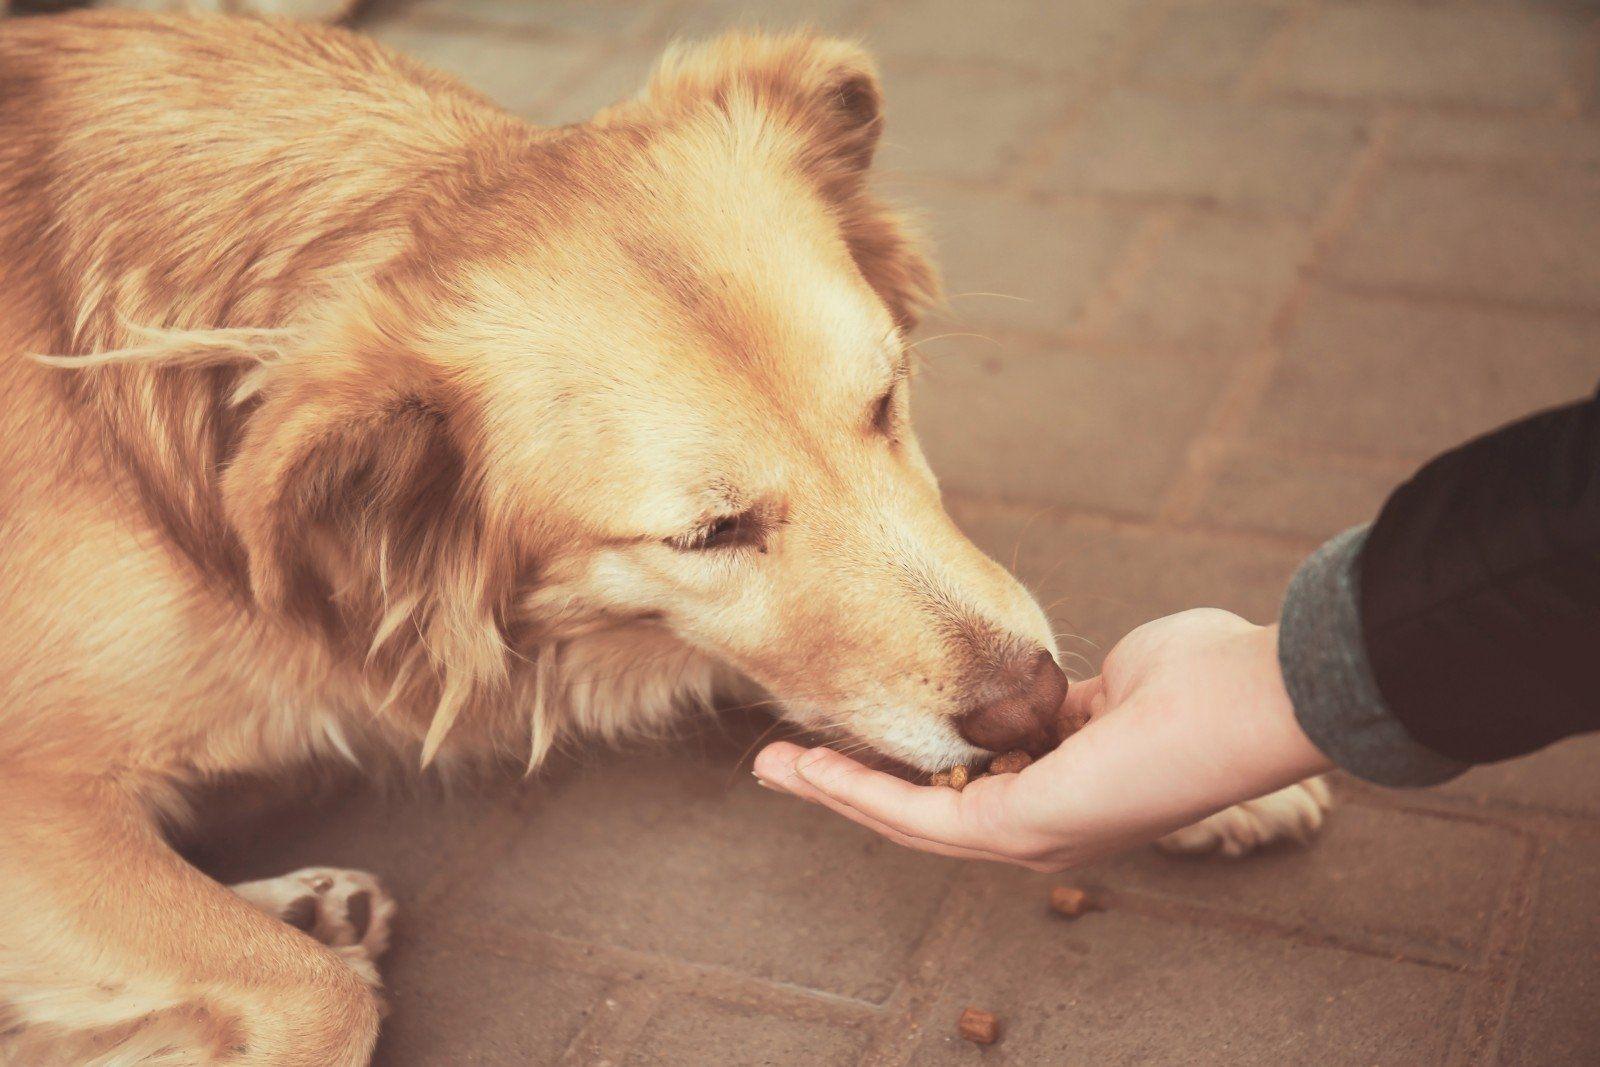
left=1278, top=525, right=1469, bottom=787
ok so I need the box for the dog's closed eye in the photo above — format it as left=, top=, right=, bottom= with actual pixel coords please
left=668, top=510, right=765, bottom=552
left=870, top=352, right=910, bottom=437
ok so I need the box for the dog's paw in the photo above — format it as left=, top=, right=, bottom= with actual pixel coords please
left=230, top=867, right=396, bottom=962
left=1157, top=776, right=1332, bottom=858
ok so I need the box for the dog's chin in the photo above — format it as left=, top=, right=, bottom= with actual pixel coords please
left=847, top=748, right=929, bottom=783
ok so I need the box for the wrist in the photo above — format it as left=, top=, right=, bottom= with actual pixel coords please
left=1225, top=623, right=1335, bottom=789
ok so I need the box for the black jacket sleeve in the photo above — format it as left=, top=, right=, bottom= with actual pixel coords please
left=1357, top=385, right=1600, bottom=766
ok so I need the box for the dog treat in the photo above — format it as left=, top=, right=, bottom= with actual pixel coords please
left=957, top=1007, right=1000, bottom=1045
left=987, top=750, right=1033, bottom=775
left=1048, top=884, right=1095, bottom=919
left=930, top=764, right=972, bottom=790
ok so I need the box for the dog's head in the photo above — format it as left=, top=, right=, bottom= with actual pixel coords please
left=221, top=34, right=1068, bottom=771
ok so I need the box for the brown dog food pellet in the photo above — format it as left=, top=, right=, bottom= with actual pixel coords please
left=929, top=770, right=952, bottom=788
left=987, top=750, right=1033, bottom=775
left=1049, top=884, right=1095, bottom=919
left=948, top=764, right=970, bottom=791
left=957, top=1007, right=1000, bottom=1045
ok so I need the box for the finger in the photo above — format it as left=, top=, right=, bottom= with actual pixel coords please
left=757, top=742, right=944, bottom=825
left=796, top=788, right=1017, bottom=864
left=754, top=743, right=1027, bottom=863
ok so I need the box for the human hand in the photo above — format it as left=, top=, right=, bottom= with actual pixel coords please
left=752, top=608, right=1333, bottom=871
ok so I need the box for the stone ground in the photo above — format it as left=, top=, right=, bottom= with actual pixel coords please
left=182, top=1, right=1600, bottom=1063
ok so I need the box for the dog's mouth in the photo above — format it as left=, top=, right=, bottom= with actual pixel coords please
left=799, top=726, right=973, bottom=785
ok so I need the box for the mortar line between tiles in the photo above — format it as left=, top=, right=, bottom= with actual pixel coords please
left=917, top=265, right=1600, bottom=375
left=1556, top=12, right=1599, bottom=119
left=855, top=870, right=998, bottom=1067
left=1005, top=0, right=1179, bottom=189
left=1337, top=782, right=1600, bottom=844
left=1073, top=207, right=1184, bottom=338
left=1445, top=836, right=1545, bottom=1067
left=1256, top=89, right=1597, bottom=122
left=556, top=977, right=666, bottom=1066
left=1233, top=0, right=1319, bottom=100
left=1086, top=885, right=1476, bottom=973
left=1310, top=273, right=1600, bottom=322
left=433, top=917, right=888, bottom=1024
left=1152, top=107, right=1402, bottom=525
left=942, top=489, right=1323, bottom=556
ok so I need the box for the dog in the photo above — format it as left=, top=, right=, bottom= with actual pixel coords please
left=0, top=13, right=1330, bottom=1063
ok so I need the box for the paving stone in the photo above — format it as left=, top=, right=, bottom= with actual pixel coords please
left=540, top=45, right=656, bottom=124
left=910, top=186, right=1141, bottom=335
left=870, top=0, right=1144, bottom=76
left=1499, top=837, right=1600, bottom=1066
left=366, top=23, right=603, bottom=117
left=911, top=336, right=1231, bottom=516
left=1271, top=2, right=1585, bottom=109
left=1130, top=3, right=1287, bottom=90
left=369, top=0, right=661, bottom=38
left=1043, top=90, right=1368, bottom=216
left=374, top=941, right=607, bottom=1066
left=1252, top=288, right=1600, bottom=459
left=1325, top=167, right=1600, bottom=309
left=903, top=867, right=1468, bottom=1065
left=452, top=739, right=958, bottom=1004
left=1198, top=449, right=1409, bottom=543
left=945, top=499, right=1304, bottom=653
left=1393, top=114, right=1600, bottom=171
left=648, top=0, right=872, bottom=40
left=186, top=782, right=529, bottom=908
left=1088, top=801, right=1525, bottom=964
left=1431, top=734, right=1600, bottom=820
left=1099, top=213, right=1311, bottom=351
left=878, top=65, right=1069, bottom=183
left=623, top=996, right=867, bottom=1065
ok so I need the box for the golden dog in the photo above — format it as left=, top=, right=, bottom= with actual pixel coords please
left=0, top=14, right=1328, bottom=1062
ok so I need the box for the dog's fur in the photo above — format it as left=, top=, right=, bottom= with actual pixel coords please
left=0, top=14, right=1329, bottom=1063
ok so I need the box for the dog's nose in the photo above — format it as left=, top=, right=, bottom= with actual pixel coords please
left=955, top=649, right=1070, bottom=755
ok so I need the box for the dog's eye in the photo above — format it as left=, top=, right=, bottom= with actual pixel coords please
left=871, top=357, right=909, bottom=436
left=870, top=386, right=897, bottom=436
left=671, top=511, right=761, bottom=551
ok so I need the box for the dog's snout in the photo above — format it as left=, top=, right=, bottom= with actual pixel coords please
left=954, top=649, right=1070, bottom=755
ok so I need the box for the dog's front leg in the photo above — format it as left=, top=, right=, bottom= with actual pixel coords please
left=0, top=771, right=381, bottom=1065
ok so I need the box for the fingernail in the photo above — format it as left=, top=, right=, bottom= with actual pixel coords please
left=753, top=774, right=784, bottom=793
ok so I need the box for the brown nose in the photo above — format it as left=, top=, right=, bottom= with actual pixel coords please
left=955, top=650, right=1070, bottom=755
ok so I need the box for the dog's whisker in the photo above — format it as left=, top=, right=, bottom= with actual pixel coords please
left=944, top=290, right=1032, bottom=304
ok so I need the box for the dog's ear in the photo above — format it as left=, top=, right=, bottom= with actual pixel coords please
left=643, top=33, right=886, bottom=178
left=223, top=352, right=463, bottom=625
left=222, top=347, right=512, bottom=762
left=639, top=33, right=939, bottom=329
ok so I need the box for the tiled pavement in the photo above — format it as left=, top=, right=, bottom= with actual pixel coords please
left=186, top=1, right=1600, bottom=1063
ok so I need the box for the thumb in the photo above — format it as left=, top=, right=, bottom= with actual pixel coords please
left=1058, top=674, right=1105, bottom=735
